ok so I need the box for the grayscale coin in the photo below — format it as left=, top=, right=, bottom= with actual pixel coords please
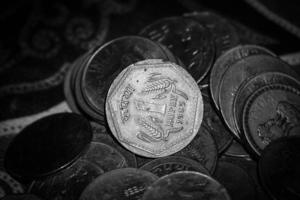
left=142, top=171, right=231, bottom=200
left=79, top=168, right=158, bottom=200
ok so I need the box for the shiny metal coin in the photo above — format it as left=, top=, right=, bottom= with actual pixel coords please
left=28, top=159, right=103, bottom=200
left=140, top=16, right=215, bottom=83
left=210, top=45, right=275, bottom=110
left=242, top=84, right=300, bottom=156
left=259, top=136, right=300, bottom=200
left=106, top=59, right=203, bottom=157
left=0, top=170, right=24, bottom=198
left=142, top=171, right=231, bottom=200
left=79, top=168, right=158, bottom=200
left=140, top=156, right=209, bottom=177
left=4, top=113, right=92, bottom=180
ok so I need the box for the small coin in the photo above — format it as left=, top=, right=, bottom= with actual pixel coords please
left=140, top=16, right=215, bottom=83
left=242, top=84, right=300, bottom=156
left=142, top=171, right=231, bottom=200
left=210, top=45, right=275, bottom=110
left=259, top=136, right=300, bottom=200
left=1, top=194, right=42, bottom=200
left=4, top=113, right=92, bottom=180
left=174, top=125, right=218, bottom=173
left=79, top=168, right=158, bottom=200
left=213, top=161, right=257, bottom=200
left=29, top=159, right=104, bottom=200
left=140, top=156, right=209, bottom=177
left=81, top=36, right=172, bottom=117
left=223, top=139, right=250, bottom=158
left=82, top=142, right=128, bottom=171
left=0, top=170, right=24, bottom=198
left=106, top=59, right=203, bottom=157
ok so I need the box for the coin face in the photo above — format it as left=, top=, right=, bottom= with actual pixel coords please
left=140, top=156, right=209, bottom=177
left=4, top=113, right=92, bottom=180
left=242, top=84, right=300, bottom=156
left=210, top=45, right=275, bottom=110
left=0, top=170, right=24, bottom=198
left=106, top=59, right=203, bottom=157
left=259, top=136, right=300, bottom=200
left=142, top=171, right=231, bottom=200
left=79, top=168, right=158, bottom=200
left=29, top=159, right=104, bottom=200
left=140, top=17, right=215, bottom=83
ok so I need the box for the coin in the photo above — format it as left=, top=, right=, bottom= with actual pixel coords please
left=1, top=194, right=42, bottom=200
left=174, top=125, right=218, bottom=173
left=219, top=55, right=299, bottom=138
left=81, top=36, right=172, bottom=118
left=106, top=59, right=203, bottom=157
left=185, top=11, right=239, bottom=56
left=213, top=161, right=257, bottom=200
left=0, top=170, right=24, bottom=198
left=259, top=136, right=300, bottom=200
left=4, top=113, right=92, bottom=180
left=233, top=72, right=300, bottom=135
left=139, top=16, right=215, bottom=83
left=82, top=142, right=128, bottom=171
left=201, top=87, right=233, bottom=153
left=79, top=168, right=158, bottom=200
left=242, top=84, right=300, bottom=156
left=140, top=156, right=209, bottom=177
left=28, top=159, right=104, bottom=200
left=210, top=45, right=275, bottom=110
left=142, top=171, right=231, bottom=200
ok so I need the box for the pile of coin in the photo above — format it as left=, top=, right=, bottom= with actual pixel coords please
left=2, top=11, right=300, bottom=200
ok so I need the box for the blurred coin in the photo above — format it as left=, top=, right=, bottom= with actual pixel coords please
left=0, top=170, right=24, bottom=199
left=1, top=194, right=42, bottom=200
left=142, top=171, right=230, bottom=200
left=223, top=139, right=250, bottom=158
left=4, top=113, right=92, bottom=180
left=185, top=11, right=239, bottom=56
left=81, top=36, right=172, bottom=117
left=259, top=136, right=300, bottom=200
left=219, top=55, right=299, bottom=138
left=210, top=45, right=275, bottom=110
left=140, top=17, right=215, bottom=83
left=213, top=161, right=257, bottom=200
left=242, top=84, right=300, bottom=156
left=79, top=168, right=158, bottom=200
left=106, top=59, right=203, bottom=157
left=175, top=125, right=218, bottom=173
left=140, top=156, right=209, bottom=177
left=29, top=159, right=103, bottom=200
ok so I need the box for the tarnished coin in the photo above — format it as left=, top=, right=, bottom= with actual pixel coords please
left=210, top=45, right=275, bottom=110
left=0, top=170, right=24, bottom=198
left=242, top=84, right=300, bottom=156
left=223, top=139, right=250, bottom=158
left=259, top=136, right=300, bottom=200
left=213, top=161, right=257, bottom=200
left=29, top=159, right=104, bottom=200
left=140, top=156, right=209, bottom=177
left=82, top=142, right=128, bottom=171
left=142, top=171, right=231, bottom=200
left=81, top=36, right=173, bottom=117
left=106, top=59, right=203, bottom=157
left=1, top=194, right=42, bottom=200
left=185, top=11, right=239, bottom=56
left=79, top=168, right=158, bottom=200
left=4, top=113, right=92, bottom=180
left=219, top=55, right=299, bottom=138
left=140, top=17, right=215, bottom=83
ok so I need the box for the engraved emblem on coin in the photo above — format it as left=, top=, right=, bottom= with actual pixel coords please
left=106, top=59, right=203, bottom=157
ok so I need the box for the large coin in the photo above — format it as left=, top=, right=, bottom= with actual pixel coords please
left=28, top=159, right=103, bottom=200
left=140, top=17, right=215, bottom=83
left=106, top=59, right=203, bottom=157
left=210, top=45, right=275, bottom=110
left=142, top=171, right=231, bottom=200
left=140, top=156, right=209, bottom=177
left=0, top=170, right=24, bottom=198
left=219, top=55, right=299, bottom=138
left=81, top=36, right=172, bottom=117
left=4, top=113, right=92, bottom=180
left=79, top=168, right=158, bottom=200
left=242, top=84, right=300, bottom=156
left=259, top=136, right=300, bottom=200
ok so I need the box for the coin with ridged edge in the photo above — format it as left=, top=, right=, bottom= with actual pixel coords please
left=106, top=59, right=203, bottom=157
